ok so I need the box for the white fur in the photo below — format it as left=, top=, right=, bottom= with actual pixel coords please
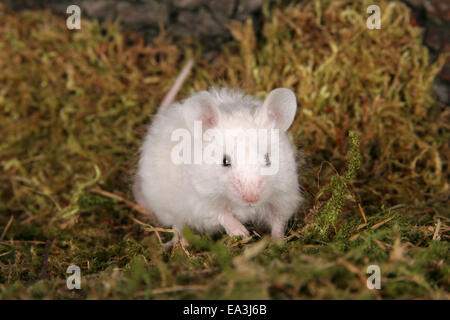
left=133, top=87, right=303, bottom=240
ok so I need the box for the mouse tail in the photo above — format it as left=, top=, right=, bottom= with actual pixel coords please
left=158, top=57, right=194, bottom=111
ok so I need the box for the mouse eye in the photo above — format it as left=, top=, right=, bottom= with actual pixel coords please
left=264, top=153, right=271, bottom=166
left=223, top=154, right=231, bottom=167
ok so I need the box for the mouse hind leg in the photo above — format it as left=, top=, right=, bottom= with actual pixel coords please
left=267, top=204, right=288, bottom=239
left=161, top=224, right=188, bottom=251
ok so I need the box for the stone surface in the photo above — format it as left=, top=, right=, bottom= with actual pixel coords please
left=404, top=0, right=449, bottom=104
left=2, top=0, right=264, bottom=49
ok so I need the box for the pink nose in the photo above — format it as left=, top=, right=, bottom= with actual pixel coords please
left=242, top=193, right=260, bottom=203
left=232, top=177, right=263, bottom=204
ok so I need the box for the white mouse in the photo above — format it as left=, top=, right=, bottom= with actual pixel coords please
left=133, top=87, right=303, bottom=248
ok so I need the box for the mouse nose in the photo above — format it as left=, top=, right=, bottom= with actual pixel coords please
left=232, top=178, right=263, bottom=204
left=242, top=193, right=260, bottom=204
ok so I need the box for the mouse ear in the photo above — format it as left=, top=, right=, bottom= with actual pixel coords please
left=182, top=92, right=220, bottom=131
left=256, top=88, right=297, bottom=131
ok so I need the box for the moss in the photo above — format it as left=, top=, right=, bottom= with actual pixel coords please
left=314, top=131, right=361, bottom=239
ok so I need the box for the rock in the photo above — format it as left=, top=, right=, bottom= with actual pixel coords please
left=434, top=80, right=449, bottom=103
left=81, top=1, right=117, bottom=21
left=403, top=0, right=449, bottom=105
left=172, top=7, right=225, bottom=38
left=2, top=0, right=264, bottom=51
left=208, top=0, right=236, bottom=26
left=424, top=0, right=450, bottom=20
left=172, top=0, right=205, bottom=10
left=115, top=1, right=169, bottom=28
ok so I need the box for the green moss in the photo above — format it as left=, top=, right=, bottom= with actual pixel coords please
left=314, top=131, right=361, bottom=238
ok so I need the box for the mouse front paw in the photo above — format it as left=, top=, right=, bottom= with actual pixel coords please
left=218, top=212, right=250, bottom=238
left=226, top=224, right=250, bottom=238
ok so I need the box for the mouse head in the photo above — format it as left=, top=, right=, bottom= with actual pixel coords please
left=180, top=88, right=297, bottom=206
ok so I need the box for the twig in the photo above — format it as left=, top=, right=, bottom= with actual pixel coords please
left=89, top=189, right=190, bottom=251
left=151, top=284, right=206, bottom=295
left=351, top=213, right=398, bottom=241
left=131, top=217, right=190, bottom=256
left=21, top=210, right=51, bottom=224
left=271, top=281, right=299, bottom=298
left=285, top=230, right=301, bottom=241
left=350, top=232, right=362, bottom=241
left=0, top=215, right=14, bottom=241
left=376, top=204, right=406, bottom=215
left=0, top=240, right=47, bottom=246
left=370, top=214, right=397, bottom=230
left=130, top=216, right=162, bottom=243
left=178, top=237, right=191, bottom=258
left=252, top=230, right=262, bottom=238
left=432, top=218, right=441, bottom=241
left=230, top=235, right=254, bottom=248
left=89, top=187, right=158, bottom=224
left=350, top=204, right=406, bottom=240
left=358, top=203, right=367, bottom=224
